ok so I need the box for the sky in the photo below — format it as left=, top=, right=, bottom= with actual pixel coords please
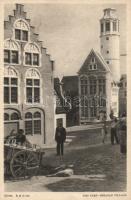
left=4, top=3, right=127, bottom=78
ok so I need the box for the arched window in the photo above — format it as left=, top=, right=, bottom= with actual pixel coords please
left=33, top=112, right=41, bottom=134
left=80, top=76, right=88, bottom=95
left=25, top=69, right=41, bottom=103
left=14, top=19, right=29, bottom=41
left=4, top=39, right=20, bottom=64
left=4, top=67, right=18, bottom=104
left=25, top=111, right=41, bottom=135
left=25, top=112, right=33, bottom=135
left=89, top=57, right=97, bottom=70
left=34, top=112, right=41, bottom=118
left=11, top=112, right=19, bottom=120
left=24, top=43, right=40, bottom=66
left=4, top=113, right=9, bottom=121
left=25, top=112, right=32, bottom=119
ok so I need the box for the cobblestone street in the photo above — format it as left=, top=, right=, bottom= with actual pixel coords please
left=5, top=129, right=126, bottom=192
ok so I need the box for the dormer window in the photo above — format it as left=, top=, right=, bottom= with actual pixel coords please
left=14, top=19, right=29, bottom=41
left=91, top=57, right=95, bottom=63
left=4, top=39, right=20, bottom=64
left=94, top=64, right=97, bottom=70
left=89, top=64, right=92, bottom=70
left=89, top=64, right=97, bottom=70
left=24, top=43, right=40, bottom=67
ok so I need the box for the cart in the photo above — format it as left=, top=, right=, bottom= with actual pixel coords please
left=4, top=136, right=45, bottom=179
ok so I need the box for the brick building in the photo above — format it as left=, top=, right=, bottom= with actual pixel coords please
left=4, top=4, right=54, bottom=147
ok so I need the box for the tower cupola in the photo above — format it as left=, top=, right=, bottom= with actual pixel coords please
left=100, top=8, right=120, bottom=82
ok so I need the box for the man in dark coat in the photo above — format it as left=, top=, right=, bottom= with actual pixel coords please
left=16, top=129, right=26, bottom=145
left=55, top=123, right=66, bottom=156
left=110, top=117, right=119, bottom=145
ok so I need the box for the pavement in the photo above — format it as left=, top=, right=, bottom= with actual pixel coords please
left=5, top=129, right=126, bottom=192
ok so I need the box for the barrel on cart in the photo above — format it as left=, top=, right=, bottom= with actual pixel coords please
left=4, top=137, right=45, bottom=179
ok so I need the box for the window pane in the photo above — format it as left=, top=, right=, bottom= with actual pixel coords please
left=11, top=78, right=17, bottom=85
left=34, top=112, right=41, bottom=118
left=11, top=113, right=19, bottom=120
left=11, top=87, right=18, bottom=103
left=113, top=21, right=117, bottom=31
left=25, top=112, right=32, bottom=119
left=15, top=29, right=21, bottom=40
left=26, top=79, right=33, bottom=86
left=4, top=87, right=9, bottom=103
left=11, top=51, right=18, bottom=64
left=26, top=87, right=32, bottom=103
left=89, top=65, right=92, bottom=70
left=105, top=22, right=110, bottom=31
left=33, top=53, right=39, bottom=66
left=94, top=64, right=97, bottom=70
left=22, top=30, right=28, bottom=41
left=4, top=113, right=9, bottom=121
left=101, top=23, right=103, bottom=32
left=25, top=53, right=31, bottom=65
left=34, top=120, right=41, bottom=134
left=34, top=88, right=40, bottom=103
left=4, top=77, right=9, bottom=85
left=25, top=121, right=32, bottom=135
left=34, top=79, right=40, bottom=86
left=4, top=50, right=10, bottom=63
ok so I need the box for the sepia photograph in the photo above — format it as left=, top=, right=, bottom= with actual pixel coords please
left=1, top=0, right=129, bottom=195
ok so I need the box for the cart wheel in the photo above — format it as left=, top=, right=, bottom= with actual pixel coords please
left=10, top=150, right=39, bottom=179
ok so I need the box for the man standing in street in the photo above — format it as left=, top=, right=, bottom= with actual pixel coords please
left=55, top=123, right=66, bottom=156
left=110, top=117, right=119, bottom=145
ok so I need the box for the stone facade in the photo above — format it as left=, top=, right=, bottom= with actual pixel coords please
left=4, top=4, right=54, bottom=147
left=78, top=8, right=120, bottom=123
left=78, top=49, right=111, bottom=123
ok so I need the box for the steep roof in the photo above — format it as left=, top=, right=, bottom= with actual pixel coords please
left=78, top=48, right=111, bottom=74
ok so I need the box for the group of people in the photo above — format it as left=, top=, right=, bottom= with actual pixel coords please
left=5, top=113, right=126, bottom=157
left=101, top=113, right=127, bottom=154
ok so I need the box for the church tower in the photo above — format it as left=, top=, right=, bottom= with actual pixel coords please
left=100, top=8, right=120, bottom=82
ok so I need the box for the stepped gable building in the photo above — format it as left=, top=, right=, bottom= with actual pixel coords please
left=78, top=8, right=120, bottom=124
left=4, top=4, right=54, bottom=146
